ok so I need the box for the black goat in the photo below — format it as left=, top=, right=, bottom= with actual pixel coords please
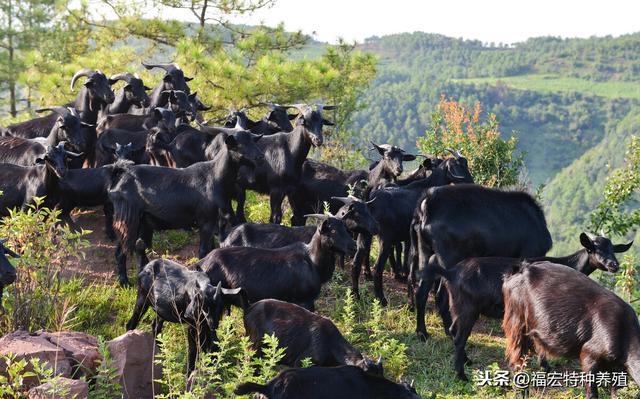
left=287, top=142, right=416, bottom=227
left=222, top=196, right=378, bottom=249
left=142, top=62, right=192, bottom=106
left=56, top=144, right=135, bottom=240
left=0, top=143, right=82, bottom=215
left=95, top=108, right=177, bottom=166
left=410, top=184, right=552, bottom=342
left=126, top=258, right=241, bottom=375
left=243, top=299, right=383, bottom=374
left=104, top=73, right=150, bottom=114
left=235, top=366, right=422, bottom=399
left=2, top=69, right=113, bottom=141
left=0, top=239, right=19, bottom=308
left=503, top=261, right=640, bottom=399
left=109, top=130, right=264, bottom=286
left=236, top=103, right=334, bottom=224
left=0, top=107, right=90, bottom=166
left=197, top=215, right=356, bottom=311
left=351, top=154, right=473, bottom=305
left=434, top=232, right=633, bottom=381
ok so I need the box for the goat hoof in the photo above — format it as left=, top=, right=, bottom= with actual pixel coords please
left=118, top=277, right=131, bottom=288
left=456, top=373, right=469, bottom=382
left=417, top=330, right=430, bottom=342
left=379, top=297, right=388, bottom=307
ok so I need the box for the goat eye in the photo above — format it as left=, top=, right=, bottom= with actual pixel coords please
left=331, top=229, right=336, bottom=234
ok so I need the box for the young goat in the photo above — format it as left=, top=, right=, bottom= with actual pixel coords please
left=243, top=299, right=383, bottom=374
left=125, top=257, right=241, bottom=375
left=235, top=365, right=422, bottom=399
left=503, top=261, right=640, bottom=399
left=435, top=232, right=633, bottom=381
left=197, top=215, right=356, bottom=311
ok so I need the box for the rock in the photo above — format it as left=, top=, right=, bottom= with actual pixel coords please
left=107, top=329, right=161, bottom=399
left=40, top=331, right=101, bottom=377
left=28, top=377, right=88, bottom=399
left=0, top=330, right=71, bottom=389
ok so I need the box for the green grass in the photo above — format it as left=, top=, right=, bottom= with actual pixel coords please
left=454, top=74, right=640, bottom=99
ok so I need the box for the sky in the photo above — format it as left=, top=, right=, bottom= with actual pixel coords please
left=173, top=0, right=640, bottom=44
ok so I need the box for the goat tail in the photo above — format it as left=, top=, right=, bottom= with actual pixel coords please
left=111, top=191, right=141, bottom=254
left=502, top=284, right=532, bottom=370
left=234, top=382, right=270, bottom=397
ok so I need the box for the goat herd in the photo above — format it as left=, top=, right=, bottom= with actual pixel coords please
left=0, top=63, right=638, bottom=399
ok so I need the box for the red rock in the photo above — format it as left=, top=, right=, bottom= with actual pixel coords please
left=41, top=331, right=101, bottom=377
left=0, top=330, right=71, bottom=389
left=107, top=329, right=161, bottom=399
left=28, top=377, right=88, bottom=399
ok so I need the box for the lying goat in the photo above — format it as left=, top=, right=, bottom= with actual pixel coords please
left=243, top=299, right=383, bottom=374
left=235, top=365, right=422, bottom=399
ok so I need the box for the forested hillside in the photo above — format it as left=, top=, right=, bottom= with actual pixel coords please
left=349, top=32, right=640, bottom=185
left=329, top=32, right=640, bottom=252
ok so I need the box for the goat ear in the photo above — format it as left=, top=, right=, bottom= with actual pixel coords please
left=403, top=153, right=417, bottom=161
left=224, top=135, right=238, bottom=148
left=614, top=241, right=633, bottom=253
left=185, top=76, right=194, bottom=82
left=83, top=80, right=95, bottom=88
left=288, top=113, right=298, bottom=120
left=322, top=118, right=334, bottom=126
left=143, top=85, right=152, bottom=91
left=1, top=242, right=20, bottom=258
left=370, top=141, right=385, bottom=156
left=320, top=219, right=330, bottom=233
left=162, top=74, right=173, bottom=83
left=35, top=157, right=46, bottom=165
left=580, top=232, right=595, bottom=252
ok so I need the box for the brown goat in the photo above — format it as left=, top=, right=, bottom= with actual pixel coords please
left=503, top=261, right=640, bottom=398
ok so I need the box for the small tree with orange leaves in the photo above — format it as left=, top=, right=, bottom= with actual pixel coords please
left=417, top=97, right=524, bottom=187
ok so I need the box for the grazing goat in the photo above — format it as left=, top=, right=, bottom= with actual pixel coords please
left=235, top=366, right=422, bottom=399
left=503, top=261, right=640, bottom=399
left=410, top=184, right=552, bottom=341
left=0, top=240, right=19, bottom=307
left=109, top=130, right=264, bottom=286
left=0, top=107, right=90, bottom=166
left=126, top=258, right=241, bottom=375
left=244, top=299, right=383, bottom=374
left=433, top=232, right=633, bottom=380
left=0, top=143, right=82, bottom=215
left=197, top=215, right=356, bottom=311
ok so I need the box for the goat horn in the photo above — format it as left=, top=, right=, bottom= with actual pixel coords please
left=141, top=62, right=180, bottom=73
left=377, top=355, right=382, bottom=365
left=445, top=148, right=459, bottom=158
left=304, top=214, right=330, bottom=220
left=109, top=72, right=134, bottom=84
left=70, top=68, right=95, bottom=91
left=35, top=106, right=71, bottom=117
left=331, top=196, right=355, bottom=205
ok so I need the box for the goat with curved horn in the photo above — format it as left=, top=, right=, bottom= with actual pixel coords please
left=35, top=106, right=70, bottom=116
left=141, top=62, right=180, bottom=72
left=109, top=73, right=134, bottom=84
left=70, top=68, right=96, bottom=91
left=445, top=148, right=461, bottom=159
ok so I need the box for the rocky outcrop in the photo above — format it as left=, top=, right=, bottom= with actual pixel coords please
left=28, top=377, right=88, bottom=399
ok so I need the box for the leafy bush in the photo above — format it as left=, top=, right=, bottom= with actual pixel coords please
left=0, top=198, right=90, bottom=334
left=417, top=97, right=524, bottom=187
left=0, top=354, right=53, bottom=399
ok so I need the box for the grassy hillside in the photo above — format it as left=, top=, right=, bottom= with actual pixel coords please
left=454, top=74, right=640, bottom=99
